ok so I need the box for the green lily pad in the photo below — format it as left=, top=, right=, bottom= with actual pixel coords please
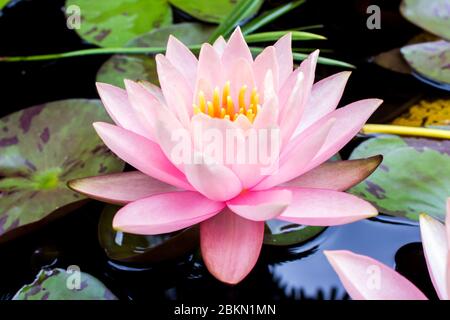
left=169, top=0, right=261, bottom=23
left=99, top=205, right=199, bottom=263
left=349, top=135, right=450, bottom=221
left=0, top=99, right=124, bottom=242
left=13, top=268, right=117, bottom=300
left=0, top=0, right=10, bottom=10
left=96, top=23, right=214, bottom=88
left=400, top=0, right=450, bottom=40
left=264, top=220, right=325, bottom=246
left=401, top=40, right=450, bottom=85
left=65, top=0, right=173, bottom=47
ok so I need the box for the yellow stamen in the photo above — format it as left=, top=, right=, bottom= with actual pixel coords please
left=239, top=85, right=247, bottom=110
left=224, top=114, right=231, bottom=121
left=222, top=81, right=230, bottom=107
left=213, top=87, right=220, bottom=116
left=198, top=91, right=206, bottom=113
left=250, top=88, right=259, bottom=106
left=220, top=108, right=226, bottom=118
left=246, top=109, right=255, bottom=123
left=207, top=101, right=214, bottom=117
left=239, top=107, right=244, bottom=114
left=193, top=104, right=201, bottom=115
left=226, top=95, right=234, bottom=116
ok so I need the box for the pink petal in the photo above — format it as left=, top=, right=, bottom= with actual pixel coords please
left=68, top=171, right=180, bottom=205
left=273, top=32, right=293, bottom=87
left=222, top=27, right=253, bottom=70
left=166, top=35, right=198, bottom=87
left=93, top=122, right=192, bottom=190
left=113, top=191, right=225, bottom=235
left=295, top=71, right=351, bottom=135
left=278, top=187, right=378, bottom=226
left=226, top=58, right=255, bottom=104
left=253, top=118, right=334, bottom=191
left=195, top=43, right=223, bottom=99
left=420, top=214, right=448, bottom=300
left=213, top=36, right=227, bottom=56
left=302, top=98, right=383, bottom=173
left=184, top=153, right=243, bottom=202
left=281, top=155, right=382, bottom=191
left=253, top=46, right=279, bottom=94
left=200, top=208, right=264, bottom=284
left=96, top=83, right=153, bottom=140
left=253, top=94, right=279, bottom=130
left=325, top=250, right=428, bottom=300
left=227, top=189, right=292, bottom=221
left=138, top=80, right=165, bottom=104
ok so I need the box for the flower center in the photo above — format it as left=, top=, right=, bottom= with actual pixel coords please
left=193, top=81, right=259, bottom=123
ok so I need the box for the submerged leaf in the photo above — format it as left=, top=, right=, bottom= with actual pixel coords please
left=264, top=220, right=325, bottom=246
left=0, top=99, right=124, bottom=242
left=13, top=268, right=117, bottom=300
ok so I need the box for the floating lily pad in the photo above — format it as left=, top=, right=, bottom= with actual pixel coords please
left=0, top=99, right=124, bottom=242
left=264, top=220, right=325, bottom=246
left=0, top=0, right=10, bottom=10
left=169, top=0, right=261, bottom=23
left=96, top=23, right=214, bottom=88
left=13, top=268, right=117, bottom=300
left=349, top=135, right=450, bottom=221
left=400, top=0, right=450, bottom=40
left=401, top=40, right=450, bottom=85
left=99, top=205, right=199, bottom=263
left=65, top=0, right=173, bottom=47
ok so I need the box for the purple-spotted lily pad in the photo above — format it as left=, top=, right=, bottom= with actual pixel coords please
left=349, top=135, right=450, bottom=221
left=99, top=205, right=199, bottom=264
left=13, top=268, right=117, bottom=300
left=0, top=99, right=124, bottom=242
left=401, top=40, right=450, bottom=85
left=96, top=23, right=214, bottom=88
left=65, top=0, right=173, bottom=47
left=400, top=0, right=450, bottom=40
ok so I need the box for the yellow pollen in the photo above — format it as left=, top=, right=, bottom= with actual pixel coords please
left=194, top=82, right=259, bottom=123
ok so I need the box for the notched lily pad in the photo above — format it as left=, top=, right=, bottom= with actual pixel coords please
left=13, top=268, right=117, bottom=300
left=400, top=0, right=450, bottom=40
left=264, top=220, right=325, bottom=246
left=96, top=22, right=214, bottom=88
left=349, top=135, right=450, bottom=221
left=99, top=205, right=199, bottom=264
left=65, top=0, right=173, bottom=47
left=401, top=40, right=450, bottom=85
left=0, top=99, right=124, bottom=242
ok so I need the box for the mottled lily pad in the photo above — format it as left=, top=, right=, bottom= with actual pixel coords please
left=169, top=0, right=261, bottom=23
left=0, top=100, right=124, bottom=242
left=264, top=220, right=325, bottom=246
left=99, top=205, right=199, bottom=263
left=400, top=0, right=450, bottom=40
left=96, top=23, right=214, bottom=88
left=65, top=0, right=173, bottom=47
left=13, top=268, right=117, bottom=300
left=401, top=40, right=450, bottom=85
left=349, top=135, right=450, bottom=221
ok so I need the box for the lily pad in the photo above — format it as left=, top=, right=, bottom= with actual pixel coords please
left=264, top=220, right=325, bottom=246
left=99, top=205, right=199, bottom=263
left=400, top=0, right=450, bottom=40
left=349, top=135, right=450, bottom=221
left=0, top=99, right=124, bottom=242
left=169, top=0, right=262, bottom=23
left=0, top=0, right=10, bottom=10
left=13, top=268, right=117, bottom=300
left=65, top=0, right=173, bottom=47
left=401, top=40, right=450, bottom=85
left=96, top=23, right=214, bottom=88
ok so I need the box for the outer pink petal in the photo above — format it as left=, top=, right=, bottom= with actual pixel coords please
left=420, top=214, right=448, bottom=300
left=138, top=80, right=165, bottom=104
left=184, top=154, right=243, bottom=202
left=200, top=208, right=264, bottom=284
left=96, top=83, right=153, bottom=140
left=253, top=46, right=279, bottom=94
left=301, top=98, right=383, bottom=173
left=278, top=187, right=378, bottom=226
left=166, top=35, right=198, bottom=87
left=281, top=155, right=382, bottom=191
left=222, top=27, right=253, bottom=70
left=113, top=191, right=225, bottom=235
left=93, top=122, right=192, bottom=190
left=213, top=36, right=227, bottom=56
left=227, top=189, right=292, bottom=221
left=325, top=250, right=428, bottom=300
left=253, top=118, right=334, bottom=191
left=295, top=71, right=351, bottom=135
left=68, top=171, right=180, bottom=205
left=273, top=32, right=293, bottom=87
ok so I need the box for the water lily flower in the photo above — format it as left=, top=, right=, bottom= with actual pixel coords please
left=325, top=199, right=450, bottom=300
left=69, top=27, right=383, bottom=284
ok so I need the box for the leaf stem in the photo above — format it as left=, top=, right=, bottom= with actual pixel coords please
left=362, top=124, right=450, bottom=140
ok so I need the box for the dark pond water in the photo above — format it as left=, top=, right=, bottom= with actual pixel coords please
left=0, top=0, right=446, bottom=300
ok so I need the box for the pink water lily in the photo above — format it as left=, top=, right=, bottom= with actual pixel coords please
left=325, top=199, right=450, bottom=300
left=69, top=27, right=383, bottom=284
